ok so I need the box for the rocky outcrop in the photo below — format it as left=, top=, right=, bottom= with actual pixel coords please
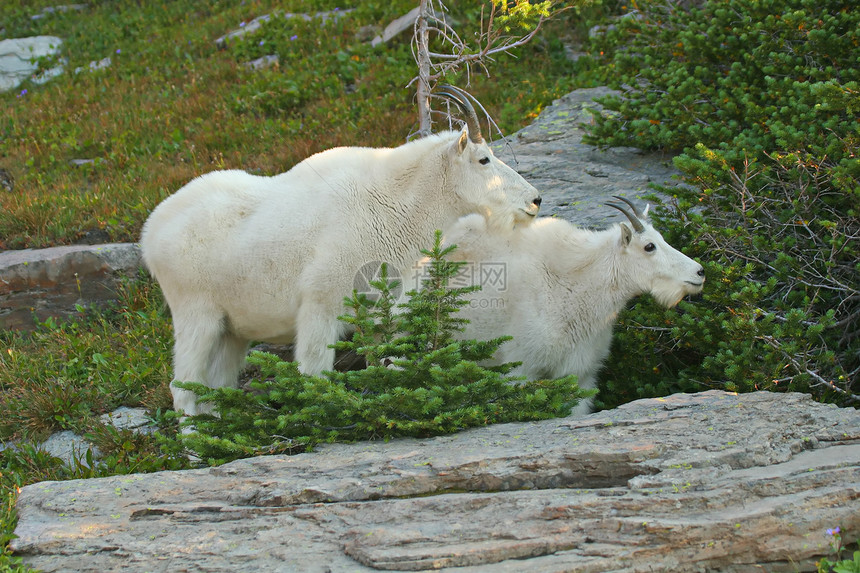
left=11, top=391, right=860, bottom=572
left=0, top=36, right=64, bottom=92
left=0, top=243, right=142, bottom=330
left=492, top=86, right=685, bottom=227
left=370, top=7, right=424, bottom=47
left=214, top=10, right=354, bottom=48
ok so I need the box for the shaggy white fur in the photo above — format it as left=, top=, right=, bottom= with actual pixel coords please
left=141, top=128, right=541, bottom=414
left=429, top=206, right=704, bottom=415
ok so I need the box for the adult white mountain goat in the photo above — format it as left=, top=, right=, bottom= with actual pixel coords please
left=141, top=86, right=542, bottom=415
left=432, top=197, right=704, bottom=415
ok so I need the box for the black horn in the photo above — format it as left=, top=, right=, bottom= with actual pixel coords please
left=606, top=201, right=645, bottom=233
left=612, top=195, right=646, bottom=220
left=434, top=85, right=484, bottom=144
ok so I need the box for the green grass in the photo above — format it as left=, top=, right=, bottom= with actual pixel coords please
left=0, top=0, right=590, bottom=567
left=0, top=0, right=582, bottom=249
left=0, top=277, right=173, bottom=441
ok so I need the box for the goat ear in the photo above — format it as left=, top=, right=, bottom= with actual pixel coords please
left=456, top=127, right=469, bottom=155
left=619, top=223, right=632, bottom=247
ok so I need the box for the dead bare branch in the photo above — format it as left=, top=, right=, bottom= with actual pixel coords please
left=410, top=0, right=555, bottom=137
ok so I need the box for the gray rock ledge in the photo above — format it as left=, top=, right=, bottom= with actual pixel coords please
left=12, top=390, right=860, bottom=572
left=491, top=86, right=686, bottom=227
left=0, top=242, right=142, bottom=330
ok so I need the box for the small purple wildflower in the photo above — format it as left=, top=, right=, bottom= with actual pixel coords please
left=259, top=40, right=265, bottom=46
left=826, top=527, right=841, bottom=536
left=290, top=35, right=298, bottom=41
left=17, top=88, right=27, bottom=98
left=116, top=48, right=121, bottom=54
left=239, top=21, right=246, bottom=27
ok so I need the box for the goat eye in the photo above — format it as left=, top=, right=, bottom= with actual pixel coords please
left=644, top=243, right=656, bottom=252
left=479, top=157, right=490, bottom=165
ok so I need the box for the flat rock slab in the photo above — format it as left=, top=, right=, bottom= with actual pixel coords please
left=0, top=242, right=141, bottom=330
left=12, top=391, right=860, bottom=572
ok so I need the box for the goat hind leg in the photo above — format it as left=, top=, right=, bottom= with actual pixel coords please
left=171, top=309, right=233, bottom=416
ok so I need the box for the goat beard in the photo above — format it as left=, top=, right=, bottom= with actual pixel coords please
left=651, top=279, right=698, bottom=308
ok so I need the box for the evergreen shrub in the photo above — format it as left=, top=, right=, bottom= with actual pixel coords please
left=180, top=233, right=588, bottom=465
left=583, top=0, right=858, bottom=408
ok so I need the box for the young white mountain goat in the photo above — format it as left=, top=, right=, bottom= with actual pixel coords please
left=141, top=87, right=542, bottom=415
left=432, top=197, right=704, bottom=415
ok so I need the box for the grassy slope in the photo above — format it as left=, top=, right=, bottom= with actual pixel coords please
left=0, top=0, right=587, bottom=567
left=0, top=0, right=579, bottom=249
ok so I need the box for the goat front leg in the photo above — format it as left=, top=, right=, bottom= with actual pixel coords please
left=294, top=301, right=343, bottom=376
left=568, top=372, right=597, bottom=417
